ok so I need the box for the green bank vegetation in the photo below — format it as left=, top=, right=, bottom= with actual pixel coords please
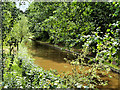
left=0, top=2, right=120, bottom=89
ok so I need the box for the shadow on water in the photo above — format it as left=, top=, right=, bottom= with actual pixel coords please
left=27, top=40, right=76, bottom=74
left=27, top=40, right=119, bottom=89
left=29, top=41, right=74, bottom=63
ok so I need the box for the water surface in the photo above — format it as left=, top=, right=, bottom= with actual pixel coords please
left=27, top=41, right=119, bottom=89
left=28, top=41, right=74, bottom=73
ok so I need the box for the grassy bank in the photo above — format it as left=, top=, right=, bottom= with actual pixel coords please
left=2, top=41, right=68, bottom=88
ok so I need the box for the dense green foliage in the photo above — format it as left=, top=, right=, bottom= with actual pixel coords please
left=26, top=2, right=120, bottom=88
left=26, top=2, right=120, bottom=65
left=3, top=42, right=67, bottom=88
left=1, top=1, right=120, bottom=89
left=1, top=2, right=24, bottom=55
left=2, top=2, right=20, bottom=40
left=1, top=2, right=67, bottom=89
left=5, top=15, right=30, bottom=46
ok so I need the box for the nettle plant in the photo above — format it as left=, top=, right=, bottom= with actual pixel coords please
left=81, top=23, right=119, bottom=65
left=62, top=24, right=120, bottom=88
left=95, top=22, right=119, bottom=66
left=63, top=45, right=108, bottom=88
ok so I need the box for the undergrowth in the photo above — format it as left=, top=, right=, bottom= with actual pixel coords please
left=3, top=41, right=67, bottom=88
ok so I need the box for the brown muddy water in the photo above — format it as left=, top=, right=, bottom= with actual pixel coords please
left=27, top=41, right=120, bottom=89
left=28, top=41, right=74, bottom=74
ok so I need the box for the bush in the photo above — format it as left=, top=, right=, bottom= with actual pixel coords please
left=3, top=42, right=67, bottom=88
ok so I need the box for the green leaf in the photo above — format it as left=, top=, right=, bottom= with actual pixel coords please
left=107, top=29, right=110, bottom=32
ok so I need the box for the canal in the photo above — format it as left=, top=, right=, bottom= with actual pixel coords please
left=27, top=40, right=119, bottom=89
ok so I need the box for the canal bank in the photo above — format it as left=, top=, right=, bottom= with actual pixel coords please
left=26, top=40, right=119, bottom=89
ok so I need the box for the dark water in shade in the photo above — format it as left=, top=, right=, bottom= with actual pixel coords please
left=27, top=40, right=119, bottom=89
left=27, top=41, right=75, bottom=74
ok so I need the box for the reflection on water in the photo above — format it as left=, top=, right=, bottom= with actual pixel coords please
left=28, top=41, right=74, bottom=73
left=29, top=41, right=74, bottom=63
left=27, top=40, right=119, bottom=89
